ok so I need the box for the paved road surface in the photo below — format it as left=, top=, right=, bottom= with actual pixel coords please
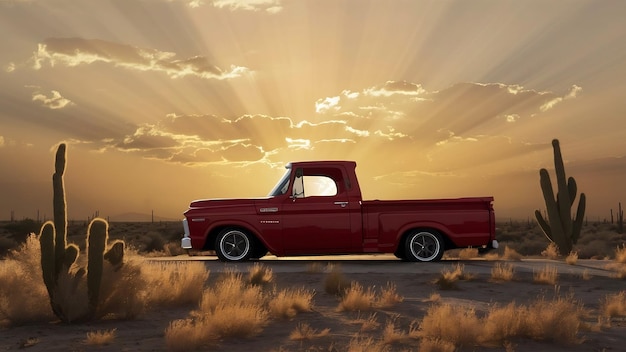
left=152, top=254, right=617, bottom=277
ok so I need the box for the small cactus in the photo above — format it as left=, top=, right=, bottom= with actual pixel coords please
left=618, top=202, right=624, bottom=234
left=535, top=139, right=586, bottom=255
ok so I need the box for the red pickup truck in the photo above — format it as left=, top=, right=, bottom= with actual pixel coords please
left=181, top=161, right=498, bottom=262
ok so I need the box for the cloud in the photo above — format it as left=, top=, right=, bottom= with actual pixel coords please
left=0, top=136, right=4, bottom=147
left=211, top=0, right=283, bottom=13
left=26, top=38, right=249, bottom=80
left=31, top=90, right=73, bottom=109
left=540, top=85, right=583, bottom=112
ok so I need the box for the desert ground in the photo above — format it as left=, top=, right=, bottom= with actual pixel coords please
left=2, top=221, right=626, bottom=351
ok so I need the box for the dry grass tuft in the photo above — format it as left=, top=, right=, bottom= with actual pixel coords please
left=324, top=265, right=352, bottom=296
left=482, top=252, right=501, bottom=261
left=425, top=292, right=442, bottom=303
left=615, top=244, right=626, bottom=263
left=458, top=248, right=479, bottom=260
left=419, top=303, right=482, bottom=347
left=490, top=262, right=515, bottom=282
left=142, top=260, right=209, bottom=307
left=502, top=246, right=523, bottom=261
left=580, top=269, right=592, bottom=280
left=600, top=291, right=626, bottom=326
left=338, top=282, right=376, bottom=312
left=289, top=323, right=330, bottom=341
left=541, top=242, right=560, bottom=259
left=382, top=320, right=410, bottom=344
left=565, top=251, right=579, bottom=265
left=434, top=264, right=471, bottom=290
left=85, top=329, right=116, bottom=345
left=533, top=265, right=558, bottom=285
left=164, top=318, right=217, bottom=351
left=376, top=282, right=404, bottom=308
left=248, top=263, right=273, bottom=286
left=268, top=287, right=314, bottom=319
left=353, top=312, right=381, bottom=332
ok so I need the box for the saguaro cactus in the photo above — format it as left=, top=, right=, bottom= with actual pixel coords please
left=534, top=139, right=586, bottom=255
left=39, top=144, right=125, bottom=322
left=618, top=202, right=624, bottom=234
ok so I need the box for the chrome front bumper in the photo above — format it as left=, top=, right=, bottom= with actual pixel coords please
left=181, top=218, right=192, bottom=249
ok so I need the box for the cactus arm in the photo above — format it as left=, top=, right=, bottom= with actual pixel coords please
left=535, top=210, right=553, bottom=241
left=552, top=139, right=573, bottom=241
left=572, top=193, right=586, bottom=244
left=39, top=221, right=56, bottom=299
left=539, top=168, right=565, bottom=241
left=87, top=219, right=107, bottom=314
left=64, top=244, right=79, bottom=269
left=567, top=177, right=577, bottom=206
left=104, top=240, right=125, bottom=267
left=53, top=144, right=67, bottom=276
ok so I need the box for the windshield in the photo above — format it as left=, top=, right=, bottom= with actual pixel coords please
left=268, top=168, right=291, bottom=196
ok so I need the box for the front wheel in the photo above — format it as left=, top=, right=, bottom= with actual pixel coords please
left=405, top=230, right=444, bottom=262
left=215, top=228, right=253, bottom=262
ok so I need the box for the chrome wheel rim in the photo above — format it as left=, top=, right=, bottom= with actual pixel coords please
left=219, top=230, right=250, bottom=261
left=409, top=232, right=440, bottom=261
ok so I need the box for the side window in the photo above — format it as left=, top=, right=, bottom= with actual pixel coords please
left=303, top=176, right=337, bottom=197
left=291, top=167, right=340, bottom=198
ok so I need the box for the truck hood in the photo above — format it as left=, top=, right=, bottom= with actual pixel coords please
left=188, top=197, right=271, bottom=209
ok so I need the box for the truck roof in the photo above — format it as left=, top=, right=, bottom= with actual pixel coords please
left=286, top=160, right=357, bottom=169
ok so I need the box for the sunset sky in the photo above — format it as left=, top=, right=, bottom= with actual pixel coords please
left=1, top=0, right=625, bottom=222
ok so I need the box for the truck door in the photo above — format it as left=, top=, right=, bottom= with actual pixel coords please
left=281, top=167, right=356, bottom=254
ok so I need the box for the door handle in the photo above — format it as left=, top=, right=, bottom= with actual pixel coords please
left=334, top=201, right=348, bottom=208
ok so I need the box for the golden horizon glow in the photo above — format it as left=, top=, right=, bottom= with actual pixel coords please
left=1, top=0, right=625, bottom=221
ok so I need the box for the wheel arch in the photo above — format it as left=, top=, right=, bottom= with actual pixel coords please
left=203, top=222, right=269, bottom=254
left=394, top=223, right=457, bottom=255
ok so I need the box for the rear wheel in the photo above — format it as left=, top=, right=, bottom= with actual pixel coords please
left=405, top=230, right=444, bottom=262
left=215, top=228, right=253, bottom=262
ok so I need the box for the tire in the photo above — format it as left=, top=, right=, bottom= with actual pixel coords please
left=405, top=230, right=444, bottom=262
left=215, top=228, right=253, bottom=262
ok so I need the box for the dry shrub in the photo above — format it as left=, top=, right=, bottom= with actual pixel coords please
left=419, top=304, right=482, bottom=347
left=419, top=295, right=583, bottom=347
left=166, top=273, right=268, bottom=348
left=347, top=334, right=390, bottom=352
left=382, top=320, right=412, bottom=344
left=458, top=248, right=479, bottom=260
left=502, top=246, right=523, bottom=261
left=434, top=264, right=470, bottom=290
left=541, top=242, right=559, bottom=259
left=85, top=329, right=116, bottom=345
left=353, top=312, right=380, bottom=332
left=269, top=287, right=314, bottom=319
left=533, top=265, right=558, bottom=285
left=600, top=291, right=626, bottom=325
left=615, top=244, right=626, bottom=263
left=426, top=292, right=441, bottom=303
left=0, top=235, right=54, bottom=326
left=324, top=265, right=351, bottom=295
left=289, top=323, right=330, bottom=341
left=142, top=260, right=209, bottom=308
left=248, top=263, right=273, bottom=286
left=523, top=296, right=583, bottom=343
left=165, top=318, right=217, bottom=351
left=565, top=251, right=579, bottom=265
left=376, top=282, right=403, bottom=308
left=491, top=262, right=515, bottom=282
left=480, top=302, right=524, bottom=343
left=338, top=282, right=376, bottom=312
